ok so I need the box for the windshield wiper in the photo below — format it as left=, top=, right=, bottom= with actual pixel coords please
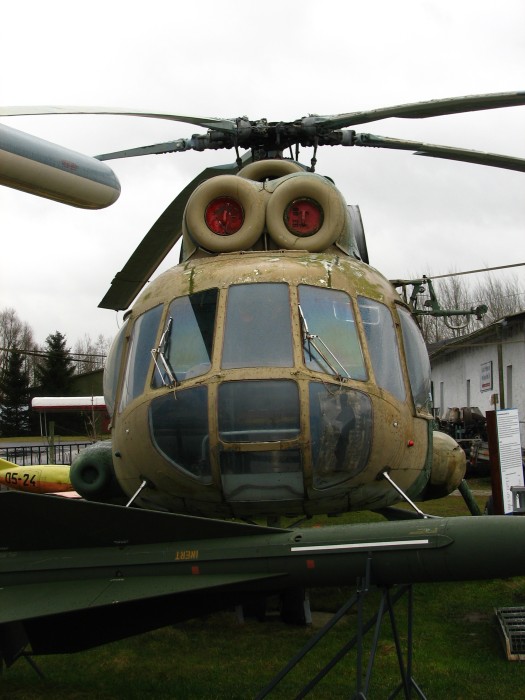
left=298, top=304, right=350, bottom=380
left=151, top=317, right=178, bottom=387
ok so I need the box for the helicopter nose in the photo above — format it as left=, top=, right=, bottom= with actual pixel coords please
left=149, top=378, right=375, bottom=505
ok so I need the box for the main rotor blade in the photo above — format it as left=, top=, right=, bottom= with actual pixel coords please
left=0, top=106, right=236, bottom=133
left=98, top=161, right=241, bottom=311
left=315, top=91, right=525, bottom=130
left=353, top=133, right=525, bottom=173
left=95, top=139, right=194, bottom=161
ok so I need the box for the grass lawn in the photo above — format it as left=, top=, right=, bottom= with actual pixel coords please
left=3, top=482, right=525, bottom=699
left=0, top=436, right=93, bottom=444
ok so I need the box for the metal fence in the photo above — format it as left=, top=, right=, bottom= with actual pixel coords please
left=0, top=442, right=92, bottom=466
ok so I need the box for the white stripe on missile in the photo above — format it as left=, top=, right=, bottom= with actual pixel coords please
left=291, top=539, right=430, bottom=553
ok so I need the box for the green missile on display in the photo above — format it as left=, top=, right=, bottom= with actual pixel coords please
left=1, top=491, right=525, bottom=658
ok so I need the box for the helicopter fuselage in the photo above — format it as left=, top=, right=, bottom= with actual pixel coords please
left=71, top=162, right=465, bottom=518
left=102, top=250, right=445, bottom=518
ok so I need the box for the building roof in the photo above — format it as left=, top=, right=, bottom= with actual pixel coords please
left=429, top=310, right=525, bottom=360
left=31, top=396, right=107, bottom=412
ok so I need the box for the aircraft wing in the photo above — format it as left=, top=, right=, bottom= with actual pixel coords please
left=0, top=490, right=285, bottom=550
left=0, top=571, right=284, bottom=626
left=0, top=492, right=289, bottom=657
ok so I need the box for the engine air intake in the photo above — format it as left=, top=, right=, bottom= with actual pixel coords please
left=205, top=197, right=244, bottom=235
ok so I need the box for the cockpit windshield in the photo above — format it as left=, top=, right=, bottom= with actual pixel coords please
left=222, top=283, right=293, bottom=368
left=298, top=285, right=367, bottom=380
left=358, top=297, right=405, bottom=401
left=103, top=319, right=128, bottom=416
left=398, top=306, right=431, bottom=410
left=153, top=288, right=218, bottom=386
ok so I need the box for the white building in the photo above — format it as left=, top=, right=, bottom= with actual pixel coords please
left=430, top=311, right=525, bottom=445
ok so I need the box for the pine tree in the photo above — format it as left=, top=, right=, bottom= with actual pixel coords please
left=35, top=331, right=76, bottom=395
left=0, top=350, right=31, bottom=436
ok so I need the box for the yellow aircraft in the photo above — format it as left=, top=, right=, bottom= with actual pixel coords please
left=0, top=458, right=76, bottom=495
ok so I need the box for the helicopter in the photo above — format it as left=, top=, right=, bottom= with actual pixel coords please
left=3, top=92, right=525, bottom=523
left=4, top=95, right=525, bottom=679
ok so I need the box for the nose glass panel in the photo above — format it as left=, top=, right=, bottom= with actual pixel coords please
left=220, top=450, right=303, bottom=502
left=149, top=387, right=212, bottom=483
left=218, top=380, right=300, bottom=442
left=218, top=379, right=303, bottom=502
left=309, top=383, right=372, bottom=489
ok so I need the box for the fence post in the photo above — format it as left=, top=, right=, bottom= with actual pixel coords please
left=48, top=421, right=56, bottom=464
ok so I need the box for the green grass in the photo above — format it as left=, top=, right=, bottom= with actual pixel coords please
left=0, top=436, right=93, bottom=444
left=4, top=585, right=525, bottom=699
left=4, top=483, right=525, bottom=699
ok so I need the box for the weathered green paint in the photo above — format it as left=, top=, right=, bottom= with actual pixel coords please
left=1, top=491, right=525, bottom=656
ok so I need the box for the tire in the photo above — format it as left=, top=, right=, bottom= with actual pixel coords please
left=71, top=457, right=110, bottom=496
left=70, top=442, right=113, bottom=497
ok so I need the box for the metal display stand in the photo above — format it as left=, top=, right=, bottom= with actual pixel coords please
left=256, top=556, right=426, bottom=699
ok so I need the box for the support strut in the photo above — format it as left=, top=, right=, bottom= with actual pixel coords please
left=256, top=556, right=427, bottom=699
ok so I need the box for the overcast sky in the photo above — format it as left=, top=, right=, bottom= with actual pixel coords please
left=2, top=0, right=524, bottom=348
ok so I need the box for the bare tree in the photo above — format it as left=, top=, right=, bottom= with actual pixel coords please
left=473, top=273, right=524, bottom=325
left=73, top=333, right=112, bottom=373
left=406, top=269, right=524, bottom=345
left=0, top=308, right=37, bottom=386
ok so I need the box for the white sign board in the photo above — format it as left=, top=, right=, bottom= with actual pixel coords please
left=496, top=409, right=524, bottom=514
left=481, top=361, right=493, bottom=392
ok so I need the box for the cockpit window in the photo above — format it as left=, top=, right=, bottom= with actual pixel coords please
left=119, top=305, right=163, bottom=412
left=397, top=306, right=431, bottom=411
left=153, top=288, right=218, bottom=386
left=310, top=382, right=372, bottom=488
left=222, top=283, right=293, bottom=368
left=150, top=386, right=211, bottom=483
left=103, top=319, right=128, bottom=416
left=298, top=285, right=367, bottom=380
left=218, top=380, right=303, bottom=502
left=218, top=380, right=300, bottom=442
left=357, top=297, right=406, bottom=402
